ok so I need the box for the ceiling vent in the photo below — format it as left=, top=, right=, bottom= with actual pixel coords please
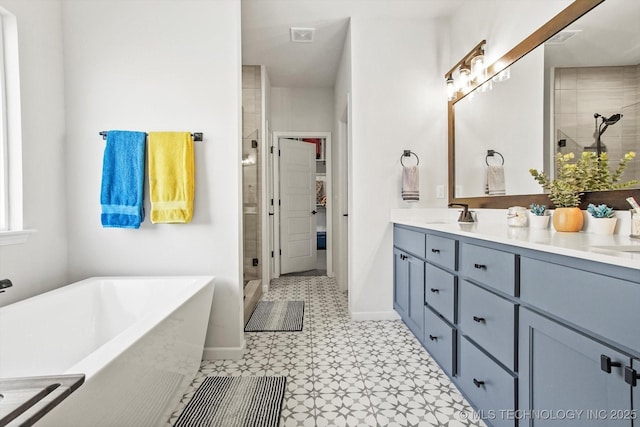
left=290, top=27, right=315, bottom=43
left=546, top=30, right=581, bottom=45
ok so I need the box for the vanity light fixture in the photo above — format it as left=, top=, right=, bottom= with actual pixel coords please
left=445, top=40, right=487, bottom=101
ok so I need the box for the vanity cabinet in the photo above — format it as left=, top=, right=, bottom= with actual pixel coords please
left=393, top=223, right=640, bottom=427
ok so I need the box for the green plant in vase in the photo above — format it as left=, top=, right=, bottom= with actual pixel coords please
left=587, top=203, right=617, bottom=235
left=528, top=203, right=549, bottom=229
left=529, top=151, right=637, bottom=232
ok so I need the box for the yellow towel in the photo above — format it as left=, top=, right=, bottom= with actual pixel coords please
left=148, top=132, right=194, bottom=223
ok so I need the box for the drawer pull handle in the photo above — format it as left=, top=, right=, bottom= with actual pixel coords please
left=473, top=316, right=485, bottom=323
left=430, top=288, right=440, bottom=294
left=600, top=354, right=622, bottom=373
left=431, top=249, right=440, bottom=253
left=624, top=366, right=640, bottom=387
left=429, top=334, right=438, bottom=341
left=474, top=263, right=487, bottom=270
left=473, top=378, right=485, bottom=388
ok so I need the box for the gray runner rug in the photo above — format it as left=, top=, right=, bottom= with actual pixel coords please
left=174, top=376, right=286, bottom=427
left=244, top=300, right=304, bottom=332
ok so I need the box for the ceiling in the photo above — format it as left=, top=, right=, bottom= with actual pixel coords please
left=241, top=0, right=466, bottom=88
left=544, top=0, right=640, bottom=68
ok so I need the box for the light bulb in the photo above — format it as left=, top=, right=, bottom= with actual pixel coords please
left=446, top=77, right=457, bottom=101
left=470, top=54, right=486, bottom=82
left=492, top=67, right=511, bottom=82
left=458, top=67, right=470, bottom=91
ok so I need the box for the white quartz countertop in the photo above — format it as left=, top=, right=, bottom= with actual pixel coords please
left=391, top=209, right=640, bottom=271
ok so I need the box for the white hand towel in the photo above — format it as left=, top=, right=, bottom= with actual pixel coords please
left=487, top=165, right=505, bottom=195
left=402, top=166, right=419, bottom=201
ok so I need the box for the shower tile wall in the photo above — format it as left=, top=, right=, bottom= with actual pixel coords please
left=554, top=65, right=640, bottom=182
left=242, top=65, right=262, bottom=281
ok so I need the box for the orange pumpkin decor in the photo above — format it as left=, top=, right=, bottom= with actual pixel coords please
left=552, top=207, right=584, bottom=232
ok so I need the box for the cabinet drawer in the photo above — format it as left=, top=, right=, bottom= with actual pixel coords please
left=460, top=242, right=516, bottom=296
left=424, top=306, right=455, bottom=377
left=394, top=226, right=426, bottom=258
left=521, top=257, right=640, bottom=353
left=459, top=280, right=516, bottom=370
left=426, top=234, right=457, bottom=271
left=425, top=263, right=455, bottom=323
left=458, top=337, right=516, bottom=427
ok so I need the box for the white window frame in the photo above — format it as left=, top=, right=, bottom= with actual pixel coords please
left=0, top=8, right=32, bottom=245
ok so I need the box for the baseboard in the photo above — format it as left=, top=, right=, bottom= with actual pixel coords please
left=350, top=310, right=401, bottom=321
left=202, top=339, right=246, bottom=360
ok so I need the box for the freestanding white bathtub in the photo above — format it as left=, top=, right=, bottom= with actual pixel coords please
left=0, top=276, right=215, bottom=426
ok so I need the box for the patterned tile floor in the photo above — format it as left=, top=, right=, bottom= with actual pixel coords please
left=169, top=276, right=487, bottom=427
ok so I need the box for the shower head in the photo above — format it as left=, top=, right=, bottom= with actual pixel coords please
left=595, top=112, right=623, bottom=137
left=603, top=113, right=622, bottom=126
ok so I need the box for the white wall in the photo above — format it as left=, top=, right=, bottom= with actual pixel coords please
left=62, top=0, right=243, bottom=356
left=333, top=24, right=351, bottom=293
left=347, top=1, right=574, bottom=320
left=0, top=1, right=68, bottom=306
left=271, top=87, right=334, bottom=132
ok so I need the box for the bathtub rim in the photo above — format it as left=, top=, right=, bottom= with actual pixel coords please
left=0, top=275, right=215, bottom=380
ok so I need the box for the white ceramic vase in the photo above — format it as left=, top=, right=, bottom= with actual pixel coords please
left=529, top=214, right=550, bottom=229
left=590, top=217, right=617, bottom=235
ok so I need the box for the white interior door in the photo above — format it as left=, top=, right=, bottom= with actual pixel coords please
left=280, top=138, right=317, bottom=274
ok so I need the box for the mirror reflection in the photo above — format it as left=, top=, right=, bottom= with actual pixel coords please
left=454, top=0, right=640, bottom=199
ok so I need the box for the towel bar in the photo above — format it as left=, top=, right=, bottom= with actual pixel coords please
left=99, top=131, right=204, bottom=142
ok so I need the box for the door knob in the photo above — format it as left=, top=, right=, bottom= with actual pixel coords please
left=311, top=210, right=317, bottom=215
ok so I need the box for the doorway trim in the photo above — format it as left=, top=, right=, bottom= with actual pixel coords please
left=271, top=131, right=332, bottom=279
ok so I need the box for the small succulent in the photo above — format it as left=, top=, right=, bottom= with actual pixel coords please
left=529, top=203, right=547, bottom=216
left=587, top=203, right=615, bottom=218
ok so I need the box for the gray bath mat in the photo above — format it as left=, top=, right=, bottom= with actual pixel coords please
left=244, top=300, right=304, bottom=332
left=174, top=376, right=286, bottom=427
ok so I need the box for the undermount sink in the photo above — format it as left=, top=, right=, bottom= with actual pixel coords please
left=591, top=245, right=640, bottom=253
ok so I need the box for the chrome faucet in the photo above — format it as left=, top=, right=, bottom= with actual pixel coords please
left=448, top=203, right=475, bottom=223
left=0, top=278, right=12, bottom=293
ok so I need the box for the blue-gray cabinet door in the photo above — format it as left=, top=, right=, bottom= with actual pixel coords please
left=519, top=308, right=631, bottom=426
left=405, top=254, right=425, bottom=340
left=393, top=248, right=409, bottom=319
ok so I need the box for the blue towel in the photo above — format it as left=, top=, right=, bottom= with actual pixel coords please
left=100, top=130, right=147, bottom=228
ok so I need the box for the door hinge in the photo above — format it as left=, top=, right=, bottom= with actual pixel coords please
left=279, top=249, right=282, bottom=255
left=271, top=251, right=274, bottom=258
left=278, top=149, right=281, bottom=156
left=271, top=198, right=274, bottom=206
left=279, top=199, right=281, bottom=206
left=270, top=146, right=274, bottom=154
